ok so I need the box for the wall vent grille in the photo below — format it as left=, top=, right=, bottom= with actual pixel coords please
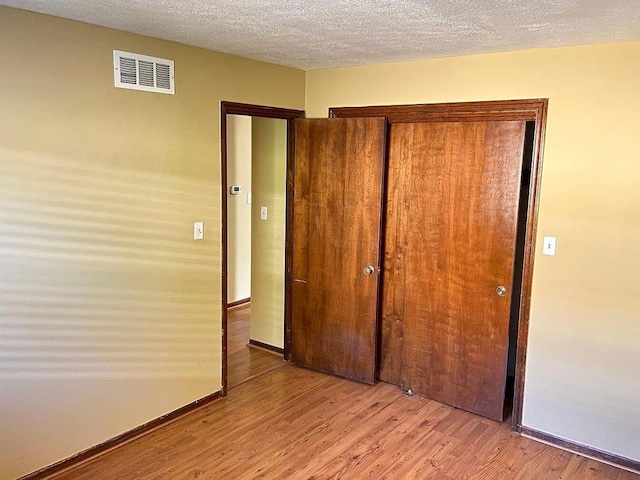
left=113, top=50, right=175, bottom=94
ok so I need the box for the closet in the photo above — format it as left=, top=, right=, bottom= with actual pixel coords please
left=290, top=100, right=547, bottom=426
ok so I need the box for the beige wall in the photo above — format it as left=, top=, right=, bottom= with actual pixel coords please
left=250, top=118, right=287, bottom=348
left=227, top=115, right=252, bottom=303
left=0, top=6, right=304, bottom=479
left=306, top=41, right=640, bottom=462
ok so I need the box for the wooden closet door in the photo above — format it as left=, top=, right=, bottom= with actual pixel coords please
left=291, top=117, right=386, bottom=384
left=390, top=121, right=526, bottom=421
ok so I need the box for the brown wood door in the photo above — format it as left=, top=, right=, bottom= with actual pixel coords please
left=389, top=121, right=526, bottom=421
left=291, top=117, right=386, bottom=384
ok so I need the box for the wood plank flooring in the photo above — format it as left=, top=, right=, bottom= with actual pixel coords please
left=227, top=304, right=286, bottom=390
left=49, top=365, right=638, bottom=480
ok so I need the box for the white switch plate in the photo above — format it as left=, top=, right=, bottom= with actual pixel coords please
left=247, top=192, right=252, bottom=204
left=194, top=222, right=204, bottom=240
left=260, top=206, right=268, bottom=220
left=542, top=236, right=556, bottom=256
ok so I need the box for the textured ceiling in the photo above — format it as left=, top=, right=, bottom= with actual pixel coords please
left=2, top=0, right=639, bottom=70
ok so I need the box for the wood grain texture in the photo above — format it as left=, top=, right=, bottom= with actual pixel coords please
left=393, top=121, right=526, bottom=421
left=377, top=122, right=412, bottom=385
left=292, top=117, right=386, bottom=384
left=19, top=390, right=223, bottom=480
left=329, top=99, right=545, bottom=123
left=521, top=427, right=640, bottom=474
left=45, top=366, right=638, bottom=480
left=329, top=98, right=549, bottom=430
left=227, top=304, right=285, bottom=390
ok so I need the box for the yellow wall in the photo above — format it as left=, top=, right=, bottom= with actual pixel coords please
left=306, top=41, right=640, bottom=462
left=0, top=6, right=304, bottom=479
left=250, top=118, right=288, bottom=348
left=227, top=115, right=253, bottom=303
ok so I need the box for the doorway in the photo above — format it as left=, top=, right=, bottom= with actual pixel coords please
left=221, top=102, right=305, bottom=394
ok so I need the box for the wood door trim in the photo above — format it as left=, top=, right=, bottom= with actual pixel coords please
left=223, top=101, right=306, bottom=120
left=521, top=427, right=640, bottom=474
left=227, top=297, right=251, bottom=309
left=221, top=101, right=305, bottom=396
left=330, top=99, right=548, bottom=431
left=330, top=99, right=544, bottom=122
left=248, top=339, right=285, bottom=355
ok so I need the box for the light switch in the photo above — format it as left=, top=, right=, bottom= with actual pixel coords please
left=260, top=206, right=268, bottom=220
left=247, top=192, right=252, bottom=204
left=194, top=222, right=204, bottom=240
left=542, top=236, right=556, bottom=256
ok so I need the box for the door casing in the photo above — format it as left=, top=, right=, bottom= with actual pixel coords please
left=329, top=99, right=548, bottom=431
left=220, top=101, right=305, bottom=396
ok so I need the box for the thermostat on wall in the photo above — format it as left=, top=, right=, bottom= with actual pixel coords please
left=230, top=185, right=242, bottom=195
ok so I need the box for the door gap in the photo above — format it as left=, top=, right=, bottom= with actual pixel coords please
left=503, top=120, right=536, bottom=422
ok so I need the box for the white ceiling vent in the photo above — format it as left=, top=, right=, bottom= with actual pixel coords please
left=113, top=50, right=174, bottom=95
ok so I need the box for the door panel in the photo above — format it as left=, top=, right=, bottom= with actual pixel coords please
left=291, top=118, right=386, bottom=384
left=377, top=123, right=412, bottom=385
left=391, top=121, right=526, bottom=421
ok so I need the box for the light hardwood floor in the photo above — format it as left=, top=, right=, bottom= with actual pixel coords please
left=227, top=304, right=286, bottom=390
left=49, top=364, right=638, bottom=479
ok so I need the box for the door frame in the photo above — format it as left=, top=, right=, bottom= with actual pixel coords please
left=330, top=99, right=548, bottom=431
left=220, top=101, right=305, bottom=395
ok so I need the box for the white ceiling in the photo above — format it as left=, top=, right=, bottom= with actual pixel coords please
left=3, top=0, right=639, bottom=70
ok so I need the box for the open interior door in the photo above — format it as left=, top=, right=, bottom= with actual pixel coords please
left=291, top=117, right=386, bottom=384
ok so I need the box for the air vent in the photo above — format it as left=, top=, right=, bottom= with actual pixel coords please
left=113, top=50, right=175, bottom=94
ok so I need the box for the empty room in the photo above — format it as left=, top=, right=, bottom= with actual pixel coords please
left=0, top=1, right=638, bottom=479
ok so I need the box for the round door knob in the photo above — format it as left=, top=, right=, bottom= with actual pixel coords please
left=363, top=265, right=375, bottom=275
left=496, top=286, right=507, bottom=297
